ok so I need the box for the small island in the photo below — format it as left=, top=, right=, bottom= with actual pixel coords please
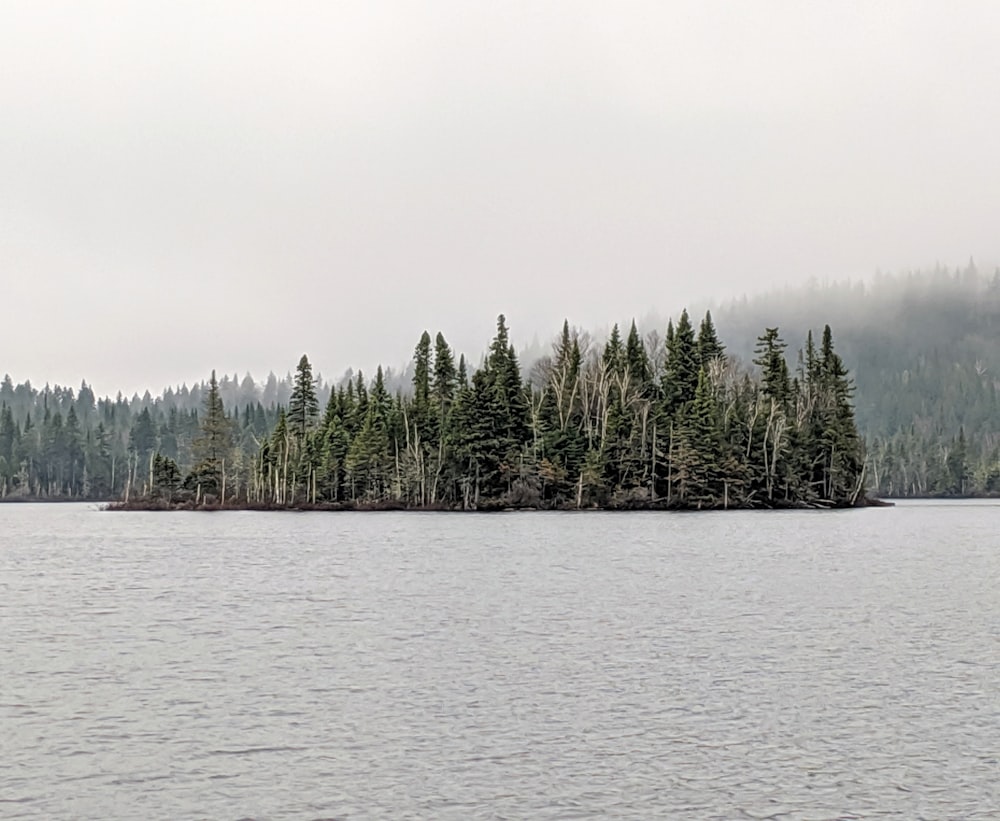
left=98, top=311, right=868, bottom=511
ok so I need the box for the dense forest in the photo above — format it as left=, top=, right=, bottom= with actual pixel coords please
left=6, top=264, right=1000, bottom=505
left=709, top=264, right=1000, bottom=496
left=0, top=311, right=865, bottom=509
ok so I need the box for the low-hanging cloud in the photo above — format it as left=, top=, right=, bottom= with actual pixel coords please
left=2, top=1, right=999, bottom=396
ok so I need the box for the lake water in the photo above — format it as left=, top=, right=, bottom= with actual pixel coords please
left=2, top=502, right=999, bottom=819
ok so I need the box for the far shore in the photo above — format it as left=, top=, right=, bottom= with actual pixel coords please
left=97, top=495, right=895, bottom=512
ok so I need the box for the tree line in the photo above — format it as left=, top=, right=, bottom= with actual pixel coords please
left=710, top=265, right=1000, bottom=497
left=79, top=311, right=866, bottom=510
left=0, top=374, right=279, bottom=501
left=10, top=266, right=1000, bottom=503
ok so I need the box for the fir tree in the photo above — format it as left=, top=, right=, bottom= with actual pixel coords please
left=663, top=309, right=700, bottom=414
left=188, top=370, right=233, bottom=499
left=288, top=354, right=319, bottom=441
left=754, top=328, right=791, bottom=406
left=603, top=324, right=624, bottom=374
left=697, top=310, right=725, bottom=368
left=625, top=320, right=653, bottom=394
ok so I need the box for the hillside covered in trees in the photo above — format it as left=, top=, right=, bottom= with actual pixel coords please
left=0, top=312, right=865, bottom=510
left=708, top=264, right=1000, bottom=496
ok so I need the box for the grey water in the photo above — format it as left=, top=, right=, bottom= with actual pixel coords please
left=1, top=502, right=999, bottom=819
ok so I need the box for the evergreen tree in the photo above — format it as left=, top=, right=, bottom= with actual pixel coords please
left=411, top=331, right=433, bottom=446
left=188, top=371, right=233, bottom=499
left=603, top=324, right=624, bottom=374
left=625, top=320, right=653, bottom=394
left=288, top=354, right=319, bottom=441
left=673, top=368, right=724, bottom=508
left=128, top=407, right=157, bottom=472
left=815, top=325, right=864, bottom=503
left=663, top=309, right=699, bottom=414
left=754, top=328, right=791, bottom=406
left=64, top=406, right=84, bottom=495
left=697, top=310, right=725, bottom=368
left=2, top=310, right=877, bottom=508
left=432, top=332, right=458, bottom=408
left=346, top=381, right=391, bottom=502
left=151, top=453, right=183, bottom=502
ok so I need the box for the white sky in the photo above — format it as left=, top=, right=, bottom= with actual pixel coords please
left=3, top=1, right=1000, bottom=396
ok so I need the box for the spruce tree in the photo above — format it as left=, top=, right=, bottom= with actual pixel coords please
left=625, top=320, right=653, bottom=394
left=288, top=354, right=319, bottom=441
left=816, top=325, right=864, bottom=503
left=411, top=332, right=433, bottom=446
left=697, top=310, right=725, bottom=368
left=663, top=309, right=699, bottom=413
left=432, top=333, right=458, bottom=406
left=674, top=367, right=723, bottom=507
left=189, top=370, right=233, bottom=499
left=603, top=324, right=624, bottom=374
left=754, top=328, right=791, bottom=406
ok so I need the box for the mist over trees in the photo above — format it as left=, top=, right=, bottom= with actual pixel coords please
left=0, top=310, right=865, bottom=509
left=704, top=263, right=1000, bottom=496
left=5, top=265, right=998, bottom=504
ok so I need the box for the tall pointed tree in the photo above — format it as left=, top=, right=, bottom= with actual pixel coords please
left=288, top=354, right=319, bottom=441
left=697, top=310, right=725, bottom=368
left=754, top=328, right=791, bottom=406
left=189, top=370, right=233, bottom=499
left=663, top=309, right=699, bottom=414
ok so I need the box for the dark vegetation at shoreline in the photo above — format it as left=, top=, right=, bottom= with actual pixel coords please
left=9, top=265, right=1000, bottom=508
left=1, top=307, right=866, bottom=510
left=710, top=264, right=1000, bottom=497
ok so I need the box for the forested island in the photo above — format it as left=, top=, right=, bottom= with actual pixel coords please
left=1, top=309, right=866, bottom=510
left=9, top=266, right=1000, bottom=508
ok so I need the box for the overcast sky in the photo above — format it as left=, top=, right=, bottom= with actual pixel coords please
left=3, top=1, right=1000, bottom=396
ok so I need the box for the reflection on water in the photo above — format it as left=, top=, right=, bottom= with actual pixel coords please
left=2, top=502, right=999, bottom=819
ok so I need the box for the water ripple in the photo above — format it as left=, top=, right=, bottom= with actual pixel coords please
left=2, top=502, right=1000, bottom=818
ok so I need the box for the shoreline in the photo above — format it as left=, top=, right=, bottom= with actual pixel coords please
left=100, top=496, right=895, bottom=512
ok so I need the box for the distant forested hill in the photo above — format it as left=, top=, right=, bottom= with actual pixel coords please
left=708, top=263, right=1000, bottom=495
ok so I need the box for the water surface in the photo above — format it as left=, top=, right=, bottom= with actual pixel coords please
left=2, top=502, right=999, bottom=818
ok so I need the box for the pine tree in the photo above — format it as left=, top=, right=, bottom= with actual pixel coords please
left=87, top=422, right=113, bottom=498
left=603, top=324, right=624, bottom=374
left=151, top=453, right=183, bottom=502
left=697, top=310, right=725, bottom=368
left=318, top=409, right=350, bottom=502
left=128, top=407, right=157, bottom=471
left=754, top=328, right=791, bottom=406
left=188, top=370, right=233, bottom=500
left=625, top=320, right=653, bottom=394
left=663, top=309, right=700, bottom=414
left=481, top=316, right=530, bottom=496
left=346, top=388, right=391, bottom=503
left=65, top=406, right=84, bottom=495
left=816, top=325, right=864, bottom=503
left=432, top=333, right=457, bottom=398
left=411, top=332, right=433, bottom=447
left=288, top=354, right=319, bottom=441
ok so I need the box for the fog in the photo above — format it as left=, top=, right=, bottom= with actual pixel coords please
left=3, top=1, right=1000, bottom=397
